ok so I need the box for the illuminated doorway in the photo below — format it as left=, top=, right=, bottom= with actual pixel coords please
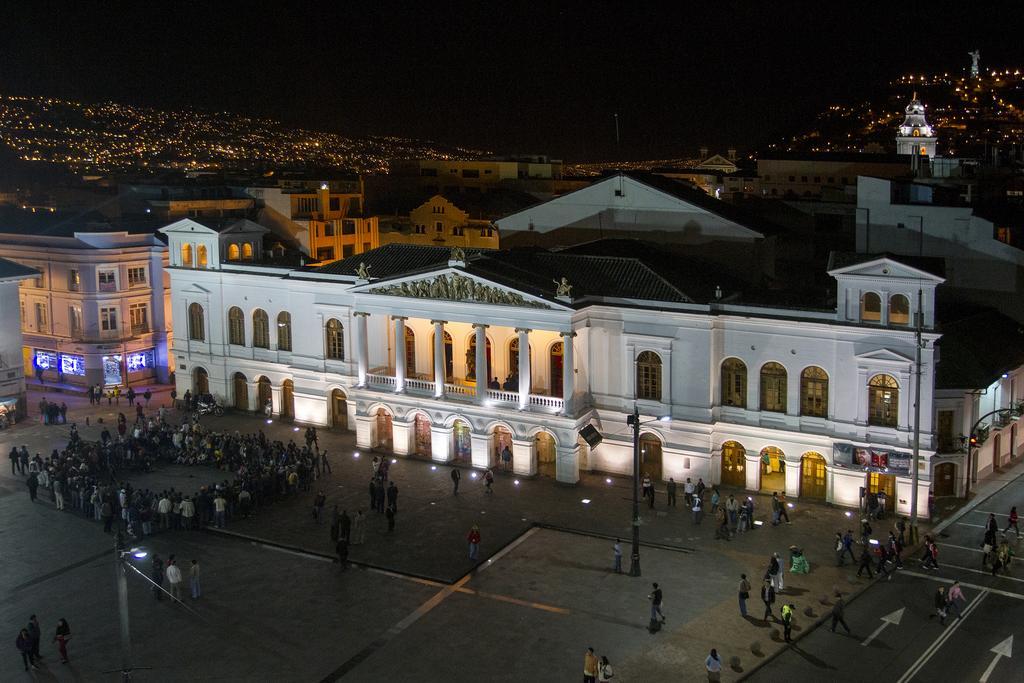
left=233, top=373, right=248, bottom=411
left=535, top=431, right=556, bottom=478
left=799, top=452, right=827, bottom=500
left=453, top=420, right=472, bottom=463
left=331, top=389, right=348, bottom=430
left=720, top=441, right=746, bottom=488
left=413, top=413, right=432, bottom=458
left=759, top=446, right=786, bottom=492
left=639, top=433, right=663, bottom=481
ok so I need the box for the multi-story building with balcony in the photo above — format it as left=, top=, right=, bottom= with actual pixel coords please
left=162, top=215, right=954, bottom=516
left=0, top=208, right=171, bottom=388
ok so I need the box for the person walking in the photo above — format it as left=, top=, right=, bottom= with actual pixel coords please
left=683, top=478, right=694, bottom=507
left=166, top=556, right=183, bottom=602
left=151, top=554, right=165, bottom=600
left=53, top=618, right=71, bottom=663
left=648, top=582, right=666, bottom=629
left=947, top=580, right=965, bottom=620
left=761, top=578, right=776, bottom=622
left=738, top=573, right=751, bottom=617
left=597, top=656, right=614, bottom=683
left=336, top=537, right=349, bottom=570
left=451, top=467, right=461, bottom=495
left=1005, top=506, right=1020, bottom=539
left=583, top=647, right=598, bottom=683
left=692, top=493, right=703, bottom=525
left=368, top=478, right=378, bottom=511
left=933, top=586, right=948, bottom=625
left=467, top=524, right=481, bottom=560
left=386, top=481, right=398, bottom=512
left=385, top=504, right=396, bottom=533
left=705, top=649, right=722, bottom=682
left=612, top=539, right=623, bottom=574
left=483, top=468, right=494, bottom=494
left=857, top=545, right=874, bottom=578
left=921, top=536, right=939, bottom=570
left=840, top=529, right=856, bottom=565
left=781, top=603, right=795, bottom=642
left=16, top=628, right=36, bottom=671
left=351, top=510, right=366, bottom=545
left=666, top=478, right=677, bottom=508
left=771, top=492, right=783, bottom=526
left=27, top=471, right=38, bottom=502
left=213, top=492, right=227, bottom=528
left=767, top=552, right=783, bottom=592
left=189, top=559, right=201, bottom=599
left=27, top=615, right=41, bottom=662
left=374, top=478, right=386, bottom=513
left=313, top=490, right=326, bottom=524
left=830, top=593, right=851, bottom=634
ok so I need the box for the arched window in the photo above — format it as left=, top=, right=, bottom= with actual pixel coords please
left=325, top=318, right=345, bottom=360
left=868, top=374, right=899, bottom=427
left=721, top=358, right=747, bottom=408
left=800, top=366, right=828, bottom=417
left=252, top=309, right=269, bottom=349
left=760, top=362, right=787, bottom=413
left=861, top=292, right=881, bottom=322
left=181, top=243, right=193, bottom=268
left=636, top=351, right=662, bottom=401
left=277, top=312, right=292, bottom=352
left=197, top=244, right=208, bottom=268
left=227, top=244, right=240, bottom=261
left=227, top=306, right=245, bottom=346
left=889, top=294, right=910, bottom=325
left=187, top=303, right=205, bottom=341
left=242, top=243, right=254, bottom=260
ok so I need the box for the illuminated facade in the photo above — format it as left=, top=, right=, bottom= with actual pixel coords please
left=378, top=195, right=500, bottom=251
left=0, top=209, right=171, bottom=388
left=164, top=225, right=950, bottom=515
left=895, top=94, right=937, bottom=158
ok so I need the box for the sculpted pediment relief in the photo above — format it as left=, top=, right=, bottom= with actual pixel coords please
left=368, top=273, right=551, bottom=309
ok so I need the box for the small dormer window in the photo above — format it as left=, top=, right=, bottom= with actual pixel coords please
left=227, top=244, right=240, bottom=261
left=889, top=294, right=910, bottom=325
left=197, top=245, right=208, bottom=268
left=242, top=243, right=254, bottom=260
left=861, top=292, right=881, bottom=322
left=181, top=243, right=193, bottom=268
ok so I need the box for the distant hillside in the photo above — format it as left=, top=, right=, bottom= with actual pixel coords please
left=0, top=94, right=489, bottom=174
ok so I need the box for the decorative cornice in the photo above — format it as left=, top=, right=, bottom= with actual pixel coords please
left=368, top=273, right=551, bottom=309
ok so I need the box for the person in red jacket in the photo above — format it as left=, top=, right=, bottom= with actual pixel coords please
left=1005, top=506, right=1020, bottom=539
left=467, top=524, right=481, bottom=560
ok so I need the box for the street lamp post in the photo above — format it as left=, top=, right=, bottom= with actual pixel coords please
left=627, top=405, right=642, bottom=576
left=114, top=532, right=146, bottom=682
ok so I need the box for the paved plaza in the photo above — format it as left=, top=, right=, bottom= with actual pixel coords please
left=6, top=388, right=1003, bottom=682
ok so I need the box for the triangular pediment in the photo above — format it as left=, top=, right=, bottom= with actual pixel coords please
left=829, top=256, right=944, bottom=283
left=697, top=154, right=737, bottom=170
left=353, top=268, right=561, bottom=310
left=158, top=218, right=219, bottom=235
left=178, top=282, right=212, bottom=295
left=855, top=348, right=914, bottom=365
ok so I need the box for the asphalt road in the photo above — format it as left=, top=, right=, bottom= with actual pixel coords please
left=754, top=468, right=1024, bottom=683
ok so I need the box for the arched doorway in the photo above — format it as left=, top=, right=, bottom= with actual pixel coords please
left=281, top=380, right=294, bottom=419
left=535, top=431, right=556, bottom=478
left=799, top=452, right=827, bottom=500
left=453, top=420, right=472, bottom=463
left=413, top=413, right=431, bottom=458
left=374, top=408, right=393, bottom=451
left=466, top=335, right=493, bottom=385
left=331, top=389, right=348, bottom=430
left=549, top=342, right=563, bottom=397
left=233, top=373, right=248, bottom=411
left=257, top=377, right=272, bottom=413
left=759, top=446, right=786, bottom=492
left=934, top=462, right=956, bottom=496
left=720, top=441, right=746, bottom=488
left=492, top=425, right=512, bottom=465
left=193, top=367, right=209, bottom=395
left=639, top=433, right=663, bottom=482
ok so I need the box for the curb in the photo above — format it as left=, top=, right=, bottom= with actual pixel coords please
left=932, top=462, right=1024, bottom=535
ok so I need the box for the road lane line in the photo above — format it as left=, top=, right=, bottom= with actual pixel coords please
left=895, top=590, right=989, bottom=683
left=956, top=522, right=987, bottom=528
left=939, top=562, right=1024, bottom=584
left=941, top=543, right=986, bottom=553
left=900, top=570, right=1024, bottom=600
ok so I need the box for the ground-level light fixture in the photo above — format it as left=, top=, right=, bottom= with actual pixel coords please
left=293, top=426, right=300, bottom=432
left=753, top=520, right=764, bottom=526
left=391, top=458, right=397, bottom=464
left=514, top=479, right=520, bottom=486
left=581, top=499, right=591, bottom=504
left=470, top=472, right=478, bottom=479
left=606, top=477, right=613, bottom=484
left=353, top=452, right=360, bottom=459
left=430, top=465, right=437, bottom=471
left=786, top=503, right=794, bottom=509
left=265, top=419, right=273, bottom=424
left=845, top=511, right=853, bottom=517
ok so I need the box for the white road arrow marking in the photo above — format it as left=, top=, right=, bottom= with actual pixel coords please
left=979, top=635, right=1013, bottom=683
left=861, top=607, right=906, bottom=646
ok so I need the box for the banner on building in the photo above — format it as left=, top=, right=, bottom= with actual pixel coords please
left=833, top=442, right=912, bottom=475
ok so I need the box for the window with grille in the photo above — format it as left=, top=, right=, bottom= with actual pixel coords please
left=636, top=351, right=662, bottom=401
left=227, top=307, right=244, bottom=345
left=800, top=366, right=828, bottom=417
left=277, top=312, right=292, bottom=352
left=760, top=362, right=787, bottom=413
left=326, top=319, right=345, bottom=360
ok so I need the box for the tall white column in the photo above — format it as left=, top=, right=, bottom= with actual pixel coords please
left=474, top=323, right=488, bottom=405
left=432, top=320, right=445, bottom=398
left=561, top=331, right=575, bottom=415
left=355, top=312, right=369, bottom=387
left=517, top=327, right=531, bottom=410
left=393, top=316, right=406, bottom=393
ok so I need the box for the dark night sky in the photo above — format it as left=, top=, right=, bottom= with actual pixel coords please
left=2, top=1, right=1023, bottom=161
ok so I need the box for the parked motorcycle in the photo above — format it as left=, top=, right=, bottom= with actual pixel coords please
left=195, top=397, right=225, bottom=417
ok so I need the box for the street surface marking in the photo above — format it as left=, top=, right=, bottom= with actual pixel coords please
left=957, top=522, right=988, bottom=528
left=895, top=589, right=989, bottom=683
left=253, top=542, right=333, bottom=562
left=939, top=562, right=1024, bottom=584
left=979, top=635, right=1013, bottom=683
left=973, top=510, right=1009, bottom=516
left=456, top=587, right=569, bottom=614
left=901, top=570, right=1024, bottom=601
left=861, top=607, right=905, bottom=647
left=941, top=543, right=985, bottom=553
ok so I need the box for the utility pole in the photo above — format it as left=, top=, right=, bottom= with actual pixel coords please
left=614, top=113, right=620, bottom=149
left=628, top=403, right=641, bottom=576
left=115, top=534, right=134, bottom=682
left=909, top=215, right=924, bottom=542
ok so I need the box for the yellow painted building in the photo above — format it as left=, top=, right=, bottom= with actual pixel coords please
left=378, top=195, right=499, bottom=250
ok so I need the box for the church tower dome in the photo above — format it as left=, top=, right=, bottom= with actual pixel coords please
left=895, top=92, right=937, bottom=158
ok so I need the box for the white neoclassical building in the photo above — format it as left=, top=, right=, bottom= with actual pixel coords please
left=162, top=217, right=945, bottom=516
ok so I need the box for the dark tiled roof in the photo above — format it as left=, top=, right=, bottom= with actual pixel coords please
left=0, top=257, right=40, bottom=280
left=936, top=310, right=1024, bottom=390
left=827, top=251, right=946, bottom=278
left=312, top=244, right=467, bottom=277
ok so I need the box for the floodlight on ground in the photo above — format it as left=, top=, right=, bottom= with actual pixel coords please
left=391, top=458, right=397, bottom=464
left=787, top=503, right=794, bottom=508
left=753, top=520, right=764, bottom=526
left=470, top=472, right=478, bottom=479
left=606, top=477, right=612, bottom=484
left=430, top=465, right=437, bottom=471
left=845, top=511, right=853, bottom=517
left=265, top=419, right=272, bottom=424
left=659, top=415, right=671, bottom=422
left=514, top=479, right=520, bottom=486
left=293, top=426, right=300, bottom=432
left=353, top=452, right=360, bottom=459
left=581, top=498, right=591, bottom=504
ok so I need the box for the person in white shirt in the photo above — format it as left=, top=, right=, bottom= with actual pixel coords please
left=158, top=494, right=172, bottom=530
left=165, top=557, right=183, bottom=601
left=705, top=648, right=722, bottom=681
left=180, top=497, right=196, bottom=530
